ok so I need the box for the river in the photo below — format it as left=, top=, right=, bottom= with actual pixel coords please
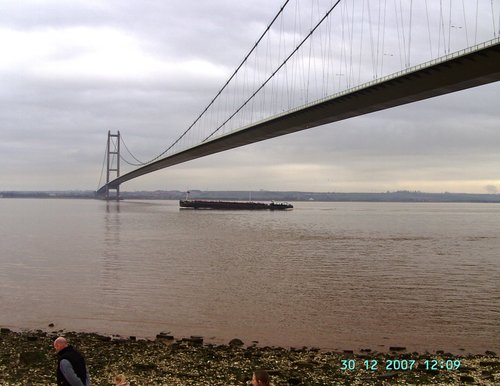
left=0, top=199, right=498, bottom=353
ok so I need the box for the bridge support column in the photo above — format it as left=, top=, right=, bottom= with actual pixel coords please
left=106, top=130, right=120, bottom=201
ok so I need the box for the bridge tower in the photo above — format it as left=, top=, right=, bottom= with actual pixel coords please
left=106, top=130, right=120, bottom=201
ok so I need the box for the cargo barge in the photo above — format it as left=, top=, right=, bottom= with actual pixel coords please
left=179, top=199, right=293, bottom=210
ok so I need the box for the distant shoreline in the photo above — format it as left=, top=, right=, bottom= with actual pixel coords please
left=2, top=190, right=500, bottom=203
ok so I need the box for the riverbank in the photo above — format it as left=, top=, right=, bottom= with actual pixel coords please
left=0, top=329, right=498, bottom=385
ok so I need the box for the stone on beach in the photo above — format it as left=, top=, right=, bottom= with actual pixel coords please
left=0, top=329, right=499, bottom=385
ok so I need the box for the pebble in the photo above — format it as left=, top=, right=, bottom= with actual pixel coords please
left=0, top=329, right=499, bottom=385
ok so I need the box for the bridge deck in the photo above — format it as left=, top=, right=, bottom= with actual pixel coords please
left=98, top=38, right=500, bottom=194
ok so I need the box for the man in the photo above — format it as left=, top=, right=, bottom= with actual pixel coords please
left=53, top=336, right=90, bottom=386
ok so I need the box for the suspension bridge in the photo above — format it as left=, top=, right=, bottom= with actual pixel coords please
left=96, top=0, right=500, bottom=199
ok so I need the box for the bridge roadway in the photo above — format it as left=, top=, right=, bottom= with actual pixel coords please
left=97, top=38, right=500, bottom=195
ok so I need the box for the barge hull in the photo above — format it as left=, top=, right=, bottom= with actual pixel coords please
left=179, top=200, right=292, bottom=210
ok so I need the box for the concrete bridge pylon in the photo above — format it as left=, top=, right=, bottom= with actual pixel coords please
left=105, top=130, right=120, bottom=201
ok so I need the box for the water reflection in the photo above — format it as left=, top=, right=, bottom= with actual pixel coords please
left=101, top=201, right=122, bottom=292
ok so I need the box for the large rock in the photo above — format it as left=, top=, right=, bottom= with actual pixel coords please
left=459, top=375, right=475, bottom=383
left=19, top=351, right=46, bottom=366
left=228, top=338, right=244, bottom=347
left=189, top=336, right=203, bottom=345
left=156, top=332, right=174, bottom=341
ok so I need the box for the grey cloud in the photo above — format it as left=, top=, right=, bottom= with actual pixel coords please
left=1, top=0, right=499, bottom=192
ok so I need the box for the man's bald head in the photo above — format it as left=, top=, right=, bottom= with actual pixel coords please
left=54, top=337, right=68, bottom=352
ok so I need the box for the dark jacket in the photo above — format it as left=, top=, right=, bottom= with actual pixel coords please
left=57, top=346, right=88, bottom=386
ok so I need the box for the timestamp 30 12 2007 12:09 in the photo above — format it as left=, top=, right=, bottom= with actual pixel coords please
left=340, top=358, right=462, bottom=372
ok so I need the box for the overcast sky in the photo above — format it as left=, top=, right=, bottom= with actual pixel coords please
left=1, top=0, right=499, bottom=193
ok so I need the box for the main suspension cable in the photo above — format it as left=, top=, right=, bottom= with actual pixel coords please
left=124, top=0, right=292, bottom=167
left=203, top=0, right=343, bottom=142
left=119, top=136, right=145, bottom=166
left=96, top=141, right=108, bottom=190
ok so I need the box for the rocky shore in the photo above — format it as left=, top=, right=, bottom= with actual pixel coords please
left=0, top=328, right=498, bottom=385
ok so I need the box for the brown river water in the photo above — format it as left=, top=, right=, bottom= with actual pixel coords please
left=0, top=199, right=498, bottom=353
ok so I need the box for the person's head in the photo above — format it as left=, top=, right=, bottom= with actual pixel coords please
left=251, top=369, right=270, bottom=386
left=115, top=374, right=126, bottom=385
left=53, top=337, right=68, bottom=353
